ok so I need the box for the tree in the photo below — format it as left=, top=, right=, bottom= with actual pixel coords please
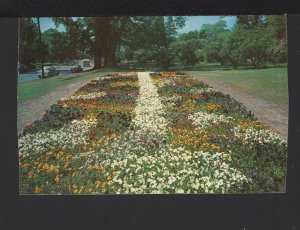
left=153, top=46, right=175, bottom=70
left=264, top=15, right=287, bottom=63
left=124, top=16, right=186, bottom=69
left=236, top=15, right=265, bottom=29
left=227, top=15, right=287, bottom=68
left=19, top=18, right=39, bottom=67
left=52, top=17, right=91, bottom=62
left=199, top=20, right=230, bottom=64
left=227, top=24, right=270, bottom=68
left=77, top=17, right=131, bottom=69
left=37, top=17, right=46, bottom=78
left=165, top=16, right=177, bottom=43
left=172, top=39, right=201, bottom=67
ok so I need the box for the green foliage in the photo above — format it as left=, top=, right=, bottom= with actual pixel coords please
left=231, top=26, right=269, bottom=68
left=19, top=18, right=40, bottom=66
left=24, top=104, right=87, bottom=134
left=172, top=39, right=201, bottom=66
left=152, top=46, right=175, bottom=70
left=19, top=16, right=286, bottom=69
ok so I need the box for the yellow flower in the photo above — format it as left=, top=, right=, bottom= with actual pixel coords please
left=95, top=181, right=101, bottom=188
left=79, top=186, right=84, bottom=193
left=56, top=151, right=63, bottom=159
left=106, top=176, right=111, bottom=181
left=42, top=163, right=49, bottom=170
left=28, top=171, right=34, bottom=178
left=206, top=103, right=220, bottom=112
left=92, top=164, right=101, bottom=171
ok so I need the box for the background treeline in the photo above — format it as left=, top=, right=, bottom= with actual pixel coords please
left=19, top=16, right=287, bottom=70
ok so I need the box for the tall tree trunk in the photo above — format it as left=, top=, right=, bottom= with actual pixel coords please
left=93, top=52, right=102, bottom=69
left=105, top=43, right=117, bottom=68
left=37, top=17, right=45, bottom=78
left=93, top=18, right=103, bottom=70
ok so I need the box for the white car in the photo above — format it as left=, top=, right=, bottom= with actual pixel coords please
left=37, top=66, right=59, bottom=78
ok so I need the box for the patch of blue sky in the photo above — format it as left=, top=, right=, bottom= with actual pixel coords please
left=40, top=16, right=236, bottom=34
left=177, top=16, right=236, bottom=34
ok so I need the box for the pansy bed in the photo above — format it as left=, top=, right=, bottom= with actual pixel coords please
left=19, top=72, right=287, bottom=194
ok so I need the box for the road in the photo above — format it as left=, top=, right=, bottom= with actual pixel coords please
left=18, top=65, right=94, bottom=84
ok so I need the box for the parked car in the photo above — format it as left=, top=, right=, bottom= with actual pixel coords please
left=82, top=59, right=91, bottom=67
left=70, top=64, right=83, bottom=73
left=18, top=64, right=30, bottom=73
left=37, top=66, right=59, bottom=78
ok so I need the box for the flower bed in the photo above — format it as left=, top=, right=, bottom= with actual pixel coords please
left=19, top=72, right=287, bottom=194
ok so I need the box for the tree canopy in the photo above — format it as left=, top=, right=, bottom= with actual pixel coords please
left=19, top=15, right=287, bottom=70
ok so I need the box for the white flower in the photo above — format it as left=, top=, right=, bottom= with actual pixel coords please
left=60, top=91, right=106, bottom=101
left=233, top=125, right=287, bottom=145
left=188, top=111, right=233, bottom=130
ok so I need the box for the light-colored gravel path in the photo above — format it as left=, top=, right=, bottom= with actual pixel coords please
left=193, top=75, right=288, bottom=139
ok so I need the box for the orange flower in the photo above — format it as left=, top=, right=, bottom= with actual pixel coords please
left=20, top=163, right=29, bottom=169
left=35, top=185, right=41, bottom=193
left=47, top=165, right=54, bottom=173
left=54, top=176, right=60, bottom=183
left=24, top=123, right=31, bottom=129
left=65, top=155, right=73, bottom=161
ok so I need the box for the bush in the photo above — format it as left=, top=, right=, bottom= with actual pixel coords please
left=152, top=46, right=175, bottom=70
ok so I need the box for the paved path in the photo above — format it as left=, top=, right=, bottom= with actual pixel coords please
left=194, top=75, right=288, bottom=139
left=17, top=77, right=96, bottom=134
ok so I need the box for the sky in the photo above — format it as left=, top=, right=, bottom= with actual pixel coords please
left=40, top=16, right=237, bottom=33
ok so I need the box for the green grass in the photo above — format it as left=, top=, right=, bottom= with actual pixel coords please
left=18, top=65, right=288, bottom=106
left=17, top=69, right=116, bottom=102
left=186, top=67, right=288, bottom=105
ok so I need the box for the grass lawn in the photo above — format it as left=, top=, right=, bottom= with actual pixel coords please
left=185, top=66, right=288, bottom=105
left=17, top=69, right=117, bottom=103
